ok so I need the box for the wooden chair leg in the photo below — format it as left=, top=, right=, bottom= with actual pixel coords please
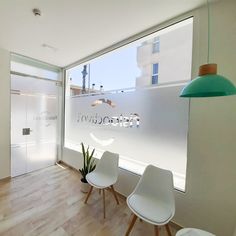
left=84, top=186, right=93, bottom=204
left=110, top=185, right=119, bottom=205
left=99, top=189, right=101, bottom=195
left=165, top=224, right=172, bottom=236
left=102, top=189, right=106, bottom=219
left=125, top=214, right=137, bottom=236
left=154, top=225, right=159, bottom=236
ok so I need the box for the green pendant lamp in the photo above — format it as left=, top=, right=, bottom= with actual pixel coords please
left=180, top=0, right=236, bottom=98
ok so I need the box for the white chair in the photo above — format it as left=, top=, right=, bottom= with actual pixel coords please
left=176, top=228, right=215, bottom=236
left=84, top=151, right=120, bottom=218
left=125, top=165, right=175, bottom=236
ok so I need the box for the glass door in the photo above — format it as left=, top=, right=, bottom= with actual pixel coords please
left=11, top=74, right=60, bottom=177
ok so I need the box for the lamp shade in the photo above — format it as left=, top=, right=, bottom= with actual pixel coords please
left=180, top=64, right=236, bottom=97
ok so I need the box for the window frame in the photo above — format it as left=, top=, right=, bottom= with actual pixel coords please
left=62, top=16, right=195, bottom=193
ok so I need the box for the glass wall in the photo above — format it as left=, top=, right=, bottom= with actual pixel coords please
left=11, top=56, right=62, bottom=177
left=65, top=18, right=193, bottom=191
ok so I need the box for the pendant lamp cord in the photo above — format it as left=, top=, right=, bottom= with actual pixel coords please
left=207, top=0, right=210, bottom=63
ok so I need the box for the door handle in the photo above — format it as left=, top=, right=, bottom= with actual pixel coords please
left=22, top=128, right=32, bottom=135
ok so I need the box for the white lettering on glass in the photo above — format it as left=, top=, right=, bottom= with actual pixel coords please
left=77, top=113, right=140, bottom=128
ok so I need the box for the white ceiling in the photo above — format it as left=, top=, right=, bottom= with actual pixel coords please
left=0, top=0, right=209, bottom=67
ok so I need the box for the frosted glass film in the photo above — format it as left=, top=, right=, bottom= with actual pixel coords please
left=11, top=94, right=27, bottom=176
left=11, top=75, right=59, bottom=177
left=26, top=94, right=58, bottom=172
left=65, top=84, right=189, bottom=190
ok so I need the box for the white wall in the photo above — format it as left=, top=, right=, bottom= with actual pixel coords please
left=175, top=0, right=236, bottom=235
left=62, top=0, right=236, bottom=235
left=0, top=48, right=10, bottom=179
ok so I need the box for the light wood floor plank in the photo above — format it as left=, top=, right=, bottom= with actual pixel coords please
left=0, top=165, right=178, bottom=236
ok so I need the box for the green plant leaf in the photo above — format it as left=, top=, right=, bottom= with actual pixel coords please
left=91, top=165, right=96, bottom=172
left=79, top=168, right=86, bottom=179
left=90, top=148, right=95, bottom=158
left=89, top=159, right=96, bottom=170
left=80, top=143, right=96, bottom=178
left=88, top=148, right=95, bottom=165
left=81, top=142, right=86, bottom=171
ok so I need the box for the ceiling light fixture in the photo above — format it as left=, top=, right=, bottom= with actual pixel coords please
left=42, top=43, right=58, bottom=52
left=180, top=0, right=236, bottom=98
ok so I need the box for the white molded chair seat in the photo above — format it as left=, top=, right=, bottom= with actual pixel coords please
left=127, top=194, right=173, bottom=225
left=176, top=228, right=215, bottom=236
left=84, top=151, right=120, bottom=219
left=125, top=165, right=175, bottom=236
left=86, top=171, right=117, bottom=188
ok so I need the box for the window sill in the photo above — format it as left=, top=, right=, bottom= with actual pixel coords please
left=64, top=142, right=186, bottom=192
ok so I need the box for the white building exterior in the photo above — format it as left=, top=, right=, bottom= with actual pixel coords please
left=136, top=20, right=193, bottom=87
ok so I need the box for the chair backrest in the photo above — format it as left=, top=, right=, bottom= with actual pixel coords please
left=133, top=165, right=175, bottom=212
left=95, top=151, right=119, bottom=179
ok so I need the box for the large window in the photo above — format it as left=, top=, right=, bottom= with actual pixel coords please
left=65, top=18, right=193, bottom=191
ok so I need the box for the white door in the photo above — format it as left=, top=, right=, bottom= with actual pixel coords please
left=11, top=75, right=59, bottom=177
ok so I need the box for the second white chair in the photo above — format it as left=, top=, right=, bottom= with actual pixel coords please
left=125, top=165, right=175, bottom=236
left=176, top=228, right=215, bottom=236
left=84, top=151, right=120, bottom=218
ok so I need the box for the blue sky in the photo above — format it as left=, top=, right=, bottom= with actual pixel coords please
left=68, top=43, right=141, bottom=91
left=68, top=18, right=193, bottom=92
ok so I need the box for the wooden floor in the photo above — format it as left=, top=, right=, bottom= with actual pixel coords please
left=0, top=165, right=178, bottom=236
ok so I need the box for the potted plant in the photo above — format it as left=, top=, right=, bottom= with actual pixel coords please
left=79, top=142, right=96, bottom=193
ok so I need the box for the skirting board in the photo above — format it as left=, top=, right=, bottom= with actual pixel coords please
left=58, top=160, right=183, bottom=231
left=0, top=176, right=11, bottom=183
